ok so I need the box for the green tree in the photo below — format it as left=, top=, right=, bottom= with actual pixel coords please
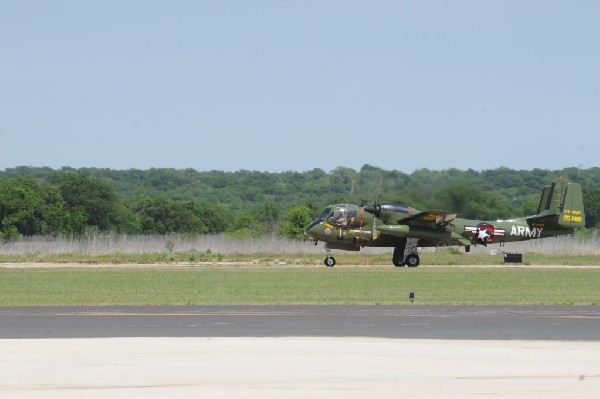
left=36, top=181, right=69, bottom=235
left=50, top=173, right=120, bottom=231
left=62, top=206, right=88, bottom=236
left=129, top=196, right=227, bottom=234
left=277, top=205, right=313, bottom=239
left=583, top=187, right=600, bottom=228
left=0, top=176, right=42, bottom=236
left=112, top=202, right=141, bottom=234
left=431, top=184, right=512, bottom=220
left=0, top=176, right=68, bottom=237
left=225, top=211, right=266, bottom=238
left=193, top=201, right=229, bottom=234
left=129, top=196, right=183, bottom=234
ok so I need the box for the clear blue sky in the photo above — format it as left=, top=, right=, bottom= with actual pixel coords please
left=2, top=1, right=598, bottom=173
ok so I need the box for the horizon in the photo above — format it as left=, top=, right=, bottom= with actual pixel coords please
left=1, top=163, right=596, bottom=175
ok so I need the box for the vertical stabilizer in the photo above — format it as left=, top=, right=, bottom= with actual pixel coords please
left=531, top=177, right=585, bottom=229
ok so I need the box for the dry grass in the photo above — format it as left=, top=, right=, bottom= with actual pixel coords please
left=0, top=235, right=324, bottom=255
left=1, top=234, right=600, bottom=266
left=1, top=234, right=599, bottom=256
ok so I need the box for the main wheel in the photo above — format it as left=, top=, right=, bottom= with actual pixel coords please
left=324, top=256, right=336, bottom=267
left=404, top=254, right=420, bottom=267
left=393, top=246, right=405, bottom=267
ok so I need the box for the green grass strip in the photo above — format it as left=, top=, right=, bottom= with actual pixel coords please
left=1, top=266, right=598, bottom=306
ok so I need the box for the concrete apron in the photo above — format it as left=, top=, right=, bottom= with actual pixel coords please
left=1, top=337, right=599, bottom=398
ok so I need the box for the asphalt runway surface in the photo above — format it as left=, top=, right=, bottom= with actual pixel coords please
left=1, top=305, right=599, bottom=340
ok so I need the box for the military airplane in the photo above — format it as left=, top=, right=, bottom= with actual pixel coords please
left=304, top=177, right=585, bottom=267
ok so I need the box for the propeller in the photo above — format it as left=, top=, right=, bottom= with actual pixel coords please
left=363, top=203, right=381, bottom=240
left=363, top=179, right=383, bottom=241
left=373, top=211, right=378, bottom=240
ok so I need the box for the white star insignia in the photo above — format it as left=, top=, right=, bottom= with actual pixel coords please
left=477, top=228, right=490, bottom=241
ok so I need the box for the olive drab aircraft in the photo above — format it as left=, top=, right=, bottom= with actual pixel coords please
left=304, top=177, right=585, bottom=267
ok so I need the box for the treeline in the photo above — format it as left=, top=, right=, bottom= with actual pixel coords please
left=0, top=173, right=310, bottom=240
left=1, top=165, right=600, bottom=240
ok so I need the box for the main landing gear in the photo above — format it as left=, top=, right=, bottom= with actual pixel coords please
left=392, top=238, right=420, bottom=267
left=321, top=238, right=421, bottom=268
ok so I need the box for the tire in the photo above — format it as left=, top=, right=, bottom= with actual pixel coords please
left=393, top=246, right=405, bottom=267
left=324, top=256, right=336, bottom=267
left=405, top=254, right=420, bottom=267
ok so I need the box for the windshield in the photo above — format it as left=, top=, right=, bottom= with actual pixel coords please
left=304, top=207, right=333, bottom=233
left=317, top=207, right=332, bottom=221
left=326, top=205, right=359, bottom=227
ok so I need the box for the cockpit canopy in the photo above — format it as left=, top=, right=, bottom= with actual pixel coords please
left=316, top=204, right=361, bottom=228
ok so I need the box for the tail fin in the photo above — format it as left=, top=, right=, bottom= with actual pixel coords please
left=529, top=177, right=585, bottom=229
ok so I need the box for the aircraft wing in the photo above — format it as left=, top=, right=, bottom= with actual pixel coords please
left=397, top=210, right=457, bottom=230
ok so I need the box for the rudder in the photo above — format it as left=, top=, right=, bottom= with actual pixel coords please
left=559, top=180, right=585, bottom=228
left=535, top=177, right=585, bottom=229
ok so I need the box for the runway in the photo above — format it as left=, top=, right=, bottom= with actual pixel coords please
left=2, top=306, right=599, bottom=398
left=1, top=305, right=600, bottom=340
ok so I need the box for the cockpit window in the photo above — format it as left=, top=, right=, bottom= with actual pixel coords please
left=326, top=206, right=359, bottom=227
left=318, top=207, right=332, bottom=221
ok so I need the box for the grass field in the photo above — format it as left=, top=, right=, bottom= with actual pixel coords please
left=1, top=235, right=599, bottom=306
left=1, top=265, right=598, bottom=306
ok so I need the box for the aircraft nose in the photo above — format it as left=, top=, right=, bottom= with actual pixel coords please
left=304, top=225, right=313, bottom=238
left=304, top=219, right=319, bottom=238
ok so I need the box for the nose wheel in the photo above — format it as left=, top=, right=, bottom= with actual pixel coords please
left=324, top=256, right=336, bottom=267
